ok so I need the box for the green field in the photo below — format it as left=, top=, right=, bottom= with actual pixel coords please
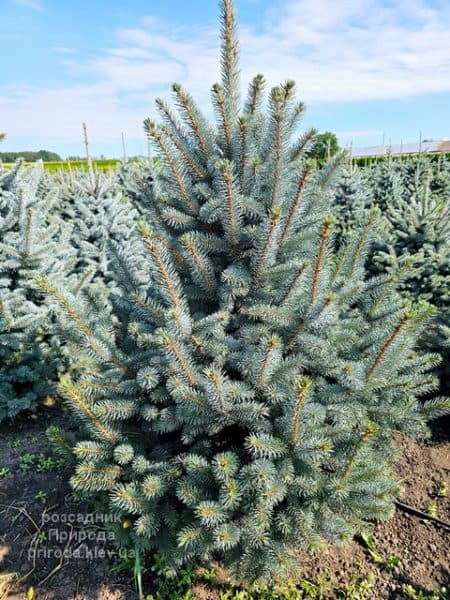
left=1, top=158, right=123, bottom=172
left=3, top=153, right=449, bottom=172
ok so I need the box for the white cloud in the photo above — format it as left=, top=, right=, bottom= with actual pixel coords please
left=235, top=0, right=450, bottom=101
left=11, top=0, right=44, bottom=11
left=2, top=0, right=450, bottom=148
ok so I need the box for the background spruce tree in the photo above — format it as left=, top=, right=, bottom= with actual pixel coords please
left=0, top=161, right=74, bottom=420
left=367, top=159, right=403, bottom=212
left=428, top=155, right=450, bottom=201
left=333, top=157, right=449, bottom=391
left=40, top=0, right=449, bottom=581
left=332, top=160, right=375, bottom=244
left=53, top=168, right=139, bottom=288
left=371, top=167, right=450, bottom=391
left=396, top=155, right=450, bottom=204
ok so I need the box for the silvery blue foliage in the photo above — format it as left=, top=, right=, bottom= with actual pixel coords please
left=370, top=165, right=450, bottom=391
left=53, top=167, right=139, bottom=289
left=29, top=1, right=450, bottom=581
left=0, top=161, right=74, bottom=420
left=40, top=0, right=449, bottom=578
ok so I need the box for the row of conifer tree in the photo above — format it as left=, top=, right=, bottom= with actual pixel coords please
left=0, top=0, right=449, bottom=580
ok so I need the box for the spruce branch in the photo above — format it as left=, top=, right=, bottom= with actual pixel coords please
left=220, top=0, right=240, bottom=122
left=158, top=331, right=197, bottom=387
left=73, top=442, right=111, bottom=460
left=139, top=224, right=186, bottom=313
left=268, top=86, right=286, bottom=209
left=24, top=209, right=33, bottom=259
left=204, top=367, right=226, bottom=410
left=177, top=385, right=210, bottom=409
left=279, top=261, right=308, bottom=305
left=245, top=74, right=265, bottom=115
left=278, top=166, right=311, bottom=249
left=191, top=334, right=208, bottom=356
left=255, top=335, right=281, bottom=389
left=290, top=377, right=312, bottom=448
left=155, top=99, right=207, bottom=179
left=251, top=158, right=261, bottom=188
left=331, top=208, right=379, bottom=289
left=162, top=125, right=207, bottom=180
left=59, top=378, right=119, bottom=445
left=74, top=266, right=96, bottom=295
left=72, top=463, right=121, bottom=491
left=286, top=320, right=304, bottom=352
left=154, top=233, right=190, bottom=270
left=346, top=209, right=378, bottom=280
left=311, top=217, right=332, bottom=304
left=366, top=317, right=409, bottom=382
left=253, top=207, right=282, bottom=278
left=111, top=483, right=146, bottom=513
left=238, top=116, right=248, bottom=189
left=220, top=159, right=240, bottom=250
left=144, top=118, right=197, bottom=215
left=172, top=83, right=211, bottom=159
left=130, top=292, right=165, bottom=323
left=181, top=233, right=217, bottom=293
left=288, top=101, right=306, bottom=131
left=341, top=424, right=378, bottom=481
left=35, top=276, right=95, bottom=339
left=212, top=83, right=233, bottom=154
left=155, top=97, right=187, bottom=137
left=290, top=128, right=317, bottom=162
left=280, top=79, right=296, bottom=107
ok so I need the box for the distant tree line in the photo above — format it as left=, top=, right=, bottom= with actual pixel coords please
left=0, top=132, right=341, bottom=163
left=0, top=149, right=62, bottom=162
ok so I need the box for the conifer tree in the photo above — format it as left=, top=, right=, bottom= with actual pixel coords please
left=429, top=155, right=450, bottom=201
left=40, top=0, right=449, bottom=580
left=372, top=167, right=450, bottom=390
left=332, top=160, right=374, bottom=244
left=117, top=158, right=158, bottom=220
left=53, top=168, right=139, bottom=287
left=0, top=161, right=74, bottom=420
left=396, top=155, right=450, bottom=204
left=368, top=159, right=403, bottom=212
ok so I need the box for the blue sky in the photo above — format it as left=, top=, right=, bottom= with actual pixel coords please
left=1, top=0, right=450, bottom=158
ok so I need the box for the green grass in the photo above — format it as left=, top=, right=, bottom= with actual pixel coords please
left=1, top=159, right=125, bottom=172
left=3, top=153, right=448, bottom=172
left=44, top=159, right=120, bottom=172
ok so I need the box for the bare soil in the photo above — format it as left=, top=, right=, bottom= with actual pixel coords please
left=0, top=412, right=448, bottom=600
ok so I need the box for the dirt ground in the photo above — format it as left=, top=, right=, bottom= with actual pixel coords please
left=0, top=413, right=448, bottom=600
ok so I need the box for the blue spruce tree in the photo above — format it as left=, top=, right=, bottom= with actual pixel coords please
left=372, top=167, right=450, bottom=391
left=368, top=159, right=403, bottom=212
left=332, top=159, right=375, bottom=245
left=40, top=0, right=449, bottom=580
left=53, top=167, right=139, bottom=288
left=0, top=161, right=74, bottom=420
left=396, top=155, right=450, bottom=204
